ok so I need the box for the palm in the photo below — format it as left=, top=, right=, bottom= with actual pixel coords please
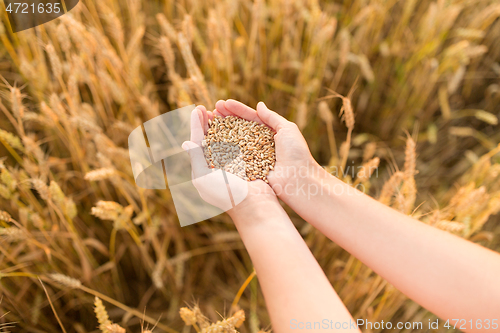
left=183, top=105, right=275, bottom=212
left=213, top=100, right=314, bottom=191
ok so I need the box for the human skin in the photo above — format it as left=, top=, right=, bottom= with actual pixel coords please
left=182, top=106, right=360, bottom=333
left=213, top=99, right=500, bottom=333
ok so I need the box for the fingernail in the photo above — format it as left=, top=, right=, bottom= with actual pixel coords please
left=181, top=142, right=190, bottom=151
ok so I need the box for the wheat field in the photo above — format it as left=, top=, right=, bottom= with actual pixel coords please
left=0, top=0, right=499, bottom=332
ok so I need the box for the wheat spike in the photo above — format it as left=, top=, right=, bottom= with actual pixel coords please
left=295, top=102, right=308, bottom=130
left=363, top=142, right=377, bottom=162
left=435, top=220, right=465, bottom=233
left=0, top=211, right=12, bottom=222
left=0, top=129, right=24, bottom=151
left=0, top=227, right=25, bottom=241
left=400, top=177, right=417, bottom=214
left=84, top=168, right=116, bottom=181
left=318, top=101, right=334, bottom=123
left=10, top=87, right=25, bottom=118
left=57, top=24, right=72, bottom=53
left=356, top=157, right=380, bottom=184
left=180, top=307, right=197, bottom=326
left=226, top=310, right=245, bottom=328
left=106, top=324, right=126, bottom=333
left=379, top=171, right=404, bottom=205
left=193, top=305, right=209, bottom=329
left=31, top=179, right=50, bottom=201
left=156, top=13, right=178, bottom=42
left=94, top=297, right=112, bottom=333
left=404, top=136, right=416, bottom=179
left=45, top=43, right=62, bottom=78
left=48, top=273, right=82, bottom=289
left=91, top=201, right=123, bottom=221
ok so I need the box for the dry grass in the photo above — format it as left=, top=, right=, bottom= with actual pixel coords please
left=0, top=0, right=499, bottom=332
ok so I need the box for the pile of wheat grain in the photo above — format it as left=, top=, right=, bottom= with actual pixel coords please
left=201, top=116, right=276, bottom=183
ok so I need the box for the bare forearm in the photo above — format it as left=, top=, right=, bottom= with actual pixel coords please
left=228, top=199, right=360, bottom=333
left=281, top=167, right=500, bottom=328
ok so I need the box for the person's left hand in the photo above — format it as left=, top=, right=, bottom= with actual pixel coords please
left=182, top=105, right=277, bottom=217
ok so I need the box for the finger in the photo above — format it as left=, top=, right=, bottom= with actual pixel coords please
left=197, top=105, right=209, bottom=134
left=213, top=109, right=225, bottom=117
left=225, top=99, right=264, bottom=124
left=215, top=99, right=232, bottom=117
left=207, top=110, right=215, bottom=121
left=256, top=101, right=289, bottom=131
left=190, top=107, right=205, bottom=144
left=182, top=141, right=210, bottom=178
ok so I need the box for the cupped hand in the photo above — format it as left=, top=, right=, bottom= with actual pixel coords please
left=214, top=100, right=320, bottom=196
left=182, top=105, right=277, bottom=217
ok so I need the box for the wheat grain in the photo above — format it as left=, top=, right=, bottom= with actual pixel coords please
left=203, top=116, right=276, bottom=183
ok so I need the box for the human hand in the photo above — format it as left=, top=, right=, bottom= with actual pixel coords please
left=182, top=105, right=278, bottom=219
left=214, top=100, right=323, bottom=199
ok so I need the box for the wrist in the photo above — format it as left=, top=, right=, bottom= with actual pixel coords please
left=277, top=159, right=330, bottom=199
left=228, top=192, right=279, bottom=217
left=227, top=193, right=284, bottom=226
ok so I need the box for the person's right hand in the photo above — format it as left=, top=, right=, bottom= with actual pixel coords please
left=182, top=105, right=279, bottom=219
left=214, top=100, right=322, bottom=197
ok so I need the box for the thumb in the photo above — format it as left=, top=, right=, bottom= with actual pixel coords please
left=182, top=141, right=210, bottom=178
left=256, top=101, right=290, bottom=131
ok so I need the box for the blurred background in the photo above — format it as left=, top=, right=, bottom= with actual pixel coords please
left=0, top=0, right=499, bottom=332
